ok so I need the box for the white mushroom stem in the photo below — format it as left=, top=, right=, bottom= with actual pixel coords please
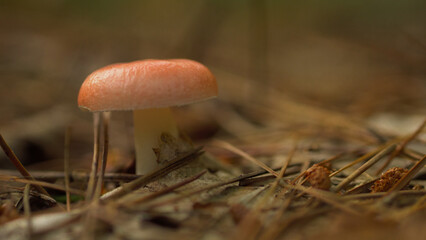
left=133, top=108, right=178, bottom=175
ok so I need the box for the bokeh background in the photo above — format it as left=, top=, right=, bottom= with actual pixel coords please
left=1, top=0, right=425, bottom=171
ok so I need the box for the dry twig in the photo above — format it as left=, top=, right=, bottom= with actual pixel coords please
left=64, top=127, right=72, bottom=211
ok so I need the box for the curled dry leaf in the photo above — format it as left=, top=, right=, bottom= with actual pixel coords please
left=154, top=132, right=193, bottom=165
left=370, top=167, right=409, bottom=193
left=305, top=165, right=332, bottom=190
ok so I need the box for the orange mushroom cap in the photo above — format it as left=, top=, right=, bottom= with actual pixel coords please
left=78, top=59, right=217, bottom=111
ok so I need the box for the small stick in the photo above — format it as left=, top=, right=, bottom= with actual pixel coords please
left=23, top=184, right=33, bottom=238
left=0, top=134, right=50, bottom=197
left=85, top=112, right=102, bottom=202
left=64, top=127, right=72, bottom=211
left=376, top=119, right=426, bottom=175
left=212, top=140, right=279, bottom=177
left=334, top=143, right=396, bottom=192
left=94, top=112, right=110, bottom=200
left=387, top=155, right=426, bottom=193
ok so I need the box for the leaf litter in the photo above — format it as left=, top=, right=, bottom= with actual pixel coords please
left=0, top=89, right=425, bottom=240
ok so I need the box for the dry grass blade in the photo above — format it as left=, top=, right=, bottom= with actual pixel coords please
left=343, top=190, right=426, bottom=200
left=277, top=144, right=296, bottom=179
left=319, top=152, right=345, bottom=166
left=259, top=89, right=378, bottom=144
left=212, top=140, right=279, bottom=177
left=232, top=209, right=263, bottom=240
left=0, top=134, right=50, bottom=197
left=403, top=148, right=424, bottom=161
left=290, top=161, right=310, bottom=185
left=124, top=170, right=207, bottom=205
left=64, top=127, right=72, bottom=211
left=260, top=207, right=328, bottom=240
left=283, top=183, right=361, bottom=215
left=334, top=143, right=396, bottom=192
left=387, top=155, right=426, bottom=193
left=330, top=147, right=381, bottom=178
left=252, top=146, right=297, bottom=240
left=148, top=165, right=301, bottom=210
left=399, top=195, right=426, bottom=218
left=258, top=195, right=294, bottom=240
left=233, top=145, right=297, bottom=240
left=345, top=178, right=378, bottom=195
left=376, top=118, right=426, bottom=174
left=263, top=144, right=297, bottom=199
left=228, top=186, right=271, bottom=240
left=85, top=112, right=102, bottom=202
left=0, top=170, right=141, bottom=182
left=100, top=147, right=204, bottom=202
left=146, top=181, right=230, bottom=209
left=0, top=175, right=86, bottom=196
left=381, top=194, right=426, bottom=221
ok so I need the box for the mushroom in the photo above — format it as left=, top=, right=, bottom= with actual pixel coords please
left=78, top=59, right=217, bottom=174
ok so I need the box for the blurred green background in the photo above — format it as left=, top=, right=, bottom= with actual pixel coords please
left=1, top=0, right=425, bottom=170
